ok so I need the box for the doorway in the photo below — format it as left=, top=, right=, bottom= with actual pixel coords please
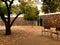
left=38, top=19, right=43, bottom=26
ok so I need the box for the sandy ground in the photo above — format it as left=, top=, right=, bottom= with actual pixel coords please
left=0, top=26, right=60, bottom=45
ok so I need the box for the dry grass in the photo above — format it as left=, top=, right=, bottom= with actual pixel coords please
left=0, top=26, right=60, bottom=45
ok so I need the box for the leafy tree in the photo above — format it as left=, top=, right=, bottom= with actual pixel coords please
left=0, top=0, right=2, bottom=6
left=41, top=0, right=60, bottom=13
left=0, top=0, right=22, bottom=35
left=11, top=5, right=20, bottom=14
left=56, top=1, right=60, bottom=12
left=22, top=4, right=39, bottom=26
left=24, top=6, right=39, bottom=21
left=0, top=0, right=39, bottom=35
left=19, top=1, right=39, bottom=21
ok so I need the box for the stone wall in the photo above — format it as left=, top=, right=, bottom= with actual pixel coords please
left=40, top=14, right=60, bottom=27
left=0, top=17, right=36, bottom=26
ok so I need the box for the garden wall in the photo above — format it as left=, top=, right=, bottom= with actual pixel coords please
left=0, top=17, right=36, bottom=26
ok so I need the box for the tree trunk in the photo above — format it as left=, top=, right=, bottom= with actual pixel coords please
left=5, top=25, right=11, bottom=35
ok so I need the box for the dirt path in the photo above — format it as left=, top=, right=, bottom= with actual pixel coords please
left=0, top=26, right=60, bottom=45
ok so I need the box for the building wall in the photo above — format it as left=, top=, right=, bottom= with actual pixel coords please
left=39, top=14, right=60, bottom=27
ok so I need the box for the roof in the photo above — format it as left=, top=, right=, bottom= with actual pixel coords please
left=39, top=12, right=60, bottom=16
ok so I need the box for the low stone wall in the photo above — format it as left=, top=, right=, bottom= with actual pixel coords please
left=0, top=17, right=36, bottom=26
left=40, top=14, right=60, bottom=27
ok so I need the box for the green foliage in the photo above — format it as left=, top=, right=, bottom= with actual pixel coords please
left=56, top=0, right=60, bottom=12
left=24, top=5, right=39, bottom=21
left=19, top=1, right=27, bottom=13
left=0, top=0, right=2, bottom=6
left=0, top=5, right=7, bottom=15
left=11, top=5, right=20, bottom=14
left=11, top=1, right=27, bottom=14
left=41, top=0, right=60, bottom=13
left=0, top=1, right=39, bottom=21
left=19, top=1, right=39, bottom=21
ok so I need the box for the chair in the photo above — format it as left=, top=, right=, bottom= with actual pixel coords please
left=50, top=27, right=56, bottom=38
left=42, top=25, right=51, bottom=36
left=50, top=27, right=60, bottom=40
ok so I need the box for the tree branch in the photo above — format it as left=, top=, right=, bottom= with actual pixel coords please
left=4, top=0, right=9, bottom=8
left=9, top=0, right=14, bottom=9
left=10, top=12, right=22, bottom=27
left=0, top=14, right=8, bottom=25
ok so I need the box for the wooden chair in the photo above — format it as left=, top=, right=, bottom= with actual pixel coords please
left=51, top=27, right=60, bottom=40
left=42, top=25, right=51, bottom=36
left=50, top=27, right=56, bottom=38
